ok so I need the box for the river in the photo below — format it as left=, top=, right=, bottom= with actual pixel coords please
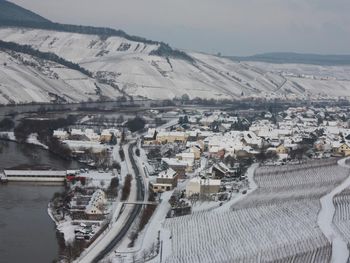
left=0, top=141, right=81, bottom=263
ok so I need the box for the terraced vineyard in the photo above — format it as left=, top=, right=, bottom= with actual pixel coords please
left=165, top=200, right=330, bottom=263
left=163, top=160, right=350, bottom=263
left=236, top=163, right=349, bottom=208
left=333, top=188, right=350, bottom=249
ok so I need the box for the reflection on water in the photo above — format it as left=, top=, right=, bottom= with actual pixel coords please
left=0, top=140, right=79, bottom=170
left=0, top=184, right=63, bottom=263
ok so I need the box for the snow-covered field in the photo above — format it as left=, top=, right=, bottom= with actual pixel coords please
left=247, top=61, right=350, bottom=81
left=162, top=160, right=350, bottom=263
left=165, top=200, right=330, bottom=263
left=1, top=27, right=349, bottom=103
left=331, top=158, right=350, bottom=261
left=334, top=188, right=350, bottom=246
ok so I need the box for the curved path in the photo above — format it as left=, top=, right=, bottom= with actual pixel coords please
left=214, top=163, right=259, bottom=213
left=317, top=157, right=350, bottom=263
left=76, top=142, right=145, bottom=263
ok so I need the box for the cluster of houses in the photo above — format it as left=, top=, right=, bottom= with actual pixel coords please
left=250, top=106, right=350, bottom=158
left=143, top=106, right=350, bottom=207
left=69, top=189, right=108, bottom=221
left=53, top=128, right=122, bottom=156
left=70, top=188, right=106, bottom=240
left=54, top=128, right=121, bottom=144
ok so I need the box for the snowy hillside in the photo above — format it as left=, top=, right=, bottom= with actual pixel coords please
left=0, top=27, right=350, bottom=103
left=0, top=28, right=304, bottom=102
left=246, top=61, right=350, bottom=98
left=0, top=49, right=122, bottom=104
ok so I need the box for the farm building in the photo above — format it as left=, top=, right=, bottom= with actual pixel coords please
left=186, top=177, right=221, bottom=197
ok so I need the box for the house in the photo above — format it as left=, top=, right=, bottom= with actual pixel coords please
left=143, top=128, right=157, bottom=145
left=150, top=168, right=178, bottom=193
left=211, top=162, right=233, bottom=178
left=53, top=130, right=69, bottom=140
left=84, top=129, right=100, bottom=142
left=336, top=143, right=350, bottom=156
left=189, top=146, right=202, bottom=160
left=156, top=168, right=178, bottom=187
left=242, top=131, right=262, bottom=148
left=186, top=177, right=221, bottom=197
left=176, top=152, right=195, bottom=167
left=276, top=144, right=288, bottom=154
left=100, top=129, right=112, bottom=143
left=85, top=190, right=107, bottom=220
left=162, top=158, right=190, bottom=176
left=314, top=138, right=332, bottom=152
left=156, top=131, right=188, bottom=144
left=235, top=149, right=252, bottom=159
left=71, top=129, right=85, bottom=137
left=186, top=140, right=205, bottom=151
left=209, top=146, right=225, bottom=158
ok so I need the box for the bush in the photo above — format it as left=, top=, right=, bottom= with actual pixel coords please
left=112, top=161, right=121, bottom=171
left=0, top=118, right=14, bottom=131
left=126, top=117, right=146, bottom=133
left=119, top=148, right=125, bottom=161
left=106, top=177, right=119, bottom=198
left=13, top=116, right=75, bottom=158
left=138, top=194, right=157, bottom=231
left=121, top=174, right=132, bottom=201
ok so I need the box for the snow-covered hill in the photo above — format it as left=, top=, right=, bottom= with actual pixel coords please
left=0, top=27, right=350, bottom=104
left=0, top=48, right=122, bottom=104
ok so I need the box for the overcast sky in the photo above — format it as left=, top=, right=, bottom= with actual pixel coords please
left=11, top=0, right=350, bottom=56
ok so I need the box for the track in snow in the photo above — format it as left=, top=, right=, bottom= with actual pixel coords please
left=317, top=157, right=350, bottom=263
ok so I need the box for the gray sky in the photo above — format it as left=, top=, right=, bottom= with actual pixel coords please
left=11, top=0, right=350, bottom=56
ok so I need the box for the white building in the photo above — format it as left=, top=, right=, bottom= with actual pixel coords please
left=53, top=130, right=69, bottom=140
left=85, top=190, right=107, bottom=216
left=186, top=177, right=221, bottom=197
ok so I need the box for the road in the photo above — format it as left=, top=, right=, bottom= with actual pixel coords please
left=76, top=142, right=145, bottom=263
left=92, top=142, right=144, bottom=262
left=78, top=119, right=176, bottom=263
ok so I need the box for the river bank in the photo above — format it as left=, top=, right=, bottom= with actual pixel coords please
left=0, top=140, right=82, bottom=262
left=0, top=183, right=64, bottom=263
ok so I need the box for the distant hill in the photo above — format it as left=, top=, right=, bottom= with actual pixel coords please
left=228, top=52, right=350, bottom=66
left=0, top=1, right=192, bottom=61
left=1, top=1, right=350, bottom=104
left=0, top=0, right=50, bottom=23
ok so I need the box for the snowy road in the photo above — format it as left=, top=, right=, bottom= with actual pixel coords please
left=215, top=163, right=259, bottom=213
left=76, top=141, right=144, bottom=263
left=317, top=157, right=350, bottom=263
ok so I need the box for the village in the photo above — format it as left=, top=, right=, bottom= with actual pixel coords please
left=1, top=104, right=350, bottom=262
left=44, top=104, right=350, bottom=261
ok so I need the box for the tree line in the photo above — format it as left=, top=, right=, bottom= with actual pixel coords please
left=0, top=40, right=92, bottom=77
left=14, top=115, right=76, bottom=158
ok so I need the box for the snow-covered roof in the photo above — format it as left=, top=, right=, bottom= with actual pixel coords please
left=162, top=158, right=188, bottom=167
left=158, top=168, right=177, bottom=179
left=4, top=170, right=66, bottom=177
left=189, top=177, right=221, bottom=186
left=53, top=130, right=67, bottom=136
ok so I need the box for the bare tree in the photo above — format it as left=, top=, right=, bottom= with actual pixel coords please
left=132, top=253, right=137, bottom=263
